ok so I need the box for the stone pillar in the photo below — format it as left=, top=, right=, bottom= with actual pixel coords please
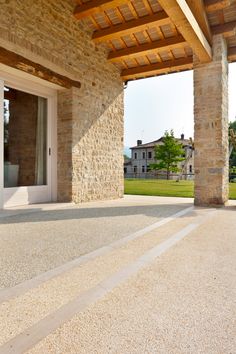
left=194, top=35, right=229, bottom=206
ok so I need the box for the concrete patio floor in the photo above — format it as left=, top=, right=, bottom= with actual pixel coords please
left=0, top=195, right=235, bottom=353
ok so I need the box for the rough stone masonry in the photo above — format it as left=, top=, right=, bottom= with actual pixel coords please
left=194, top=34, right=229, bottom=206
left=0, top=0, right=124, bottom=203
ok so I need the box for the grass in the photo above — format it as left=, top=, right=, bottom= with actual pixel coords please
left=124, top=179, right=236, bottom=200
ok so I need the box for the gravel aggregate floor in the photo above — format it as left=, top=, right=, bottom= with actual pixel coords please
left=0, top=195, right=192, bottom=289
left=0, top=197, right=235, bottom=354
left=28, top=206, right=236, bottom=354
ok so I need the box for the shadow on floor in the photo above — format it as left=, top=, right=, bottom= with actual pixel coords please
left=0, top=203, right=195, bottom=225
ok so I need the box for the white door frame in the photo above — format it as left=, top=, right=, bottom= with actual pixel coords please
left=0, top=70, right=58, bottom=208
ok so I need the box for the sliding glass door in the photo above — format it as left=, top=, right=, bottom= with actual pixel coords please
left=0, top=74, right=56, bottom=208
left=4, top=87, right=48, bottom=188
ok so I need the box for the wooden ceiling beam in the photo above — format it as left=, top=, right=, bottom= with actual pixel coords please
left=74, top=0, right=128, bottom=20
left=158, top=0, right=212, bottom=63
left=228, top=46, right=236, bottom=61
left=108, top=35, right=186, bottom=62
left=0, top=47, right=81, bottom=89
left=186, top=0, right=212, bottom=43
left=121, top=56, right=193, bottom=80
left=205, top=0, right=232, bottom=13
left=92, top=11, right=170, bottom=42
left=212, top=21, right=236, bottom=37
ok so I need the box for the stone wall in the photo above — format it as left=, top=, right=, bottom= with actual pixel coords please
left=0, top=0, right=124, bottom=203
left=194, top=35, right=229, bottom=206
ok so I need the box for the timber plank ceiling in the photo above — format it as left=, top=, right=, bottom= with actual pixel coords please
left=74, top=0, right=236, bottom=81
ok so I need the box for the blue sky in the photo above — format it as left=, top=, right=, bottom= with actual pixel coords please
left=124, top=62, right=236, bottom=148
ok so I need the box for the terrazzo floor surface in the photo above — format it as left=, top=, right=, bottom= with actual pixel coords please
left=0, top=196, right=235, bottom=353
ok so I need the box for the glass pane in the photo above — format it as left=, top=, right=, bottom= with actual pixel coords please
left=4, top=87, right=47, bottom=187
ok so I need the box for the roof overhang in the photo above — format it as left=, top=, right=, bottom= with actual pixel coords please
left=74, top=0, right=236, bottom=81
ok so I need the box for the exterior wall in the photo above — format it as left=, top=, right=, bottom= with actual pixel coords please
left=131, top=148, right=155, bottom=175
left=182, top=146, right=194, bottom=176
left=0, top=0, right=124, bottom=203
left=124, top=161, right=132, bottom=175
left=194, top=35, right=229, bottom=206
left=128, top=142, right=194, bottom=179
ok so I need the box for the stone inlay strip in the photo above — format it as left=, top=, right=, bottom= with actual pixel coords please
left=0, top=209, right=217, bottom=354
left=0, top=206, right=194, bottom=303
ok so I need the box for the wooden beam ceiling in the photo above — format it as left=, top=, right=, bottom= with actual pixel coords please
left=121, top=56, right=193, bottom=80
left=205, top=0, right=232, bottom=13
left=108, top=35, right=186, bottom=62
left=158, top=0, right=212, bottom=63
left=73, top=0, right=236, bottom=80
left=74, top=0, right=128, bottom=20
left=92, top=11, right=170, bottom=42
left=212, top=21, right=236, bottom=37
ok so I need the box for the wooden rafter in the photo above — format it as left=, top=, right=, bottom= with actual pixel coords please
left=74, top=0, right=128, bottom=19
left=121, top=56, right=193, bottom=80
left=186, top=0, right=212, bottom=43
left=212, top=21, right=236, bottom=37
left=92, top=11, right=170, bottom=42
left=108, top=35, right=186, bottom=62
left=158, top=0, right=212, bottom=63
left=205, top=0, right=232, bottom=13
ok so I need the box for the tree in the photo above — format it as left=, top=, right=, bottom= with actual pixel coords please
left=229, top=120, right=236, bottom=132
left=150, top=130, right=185, bottom=180
left=229, top=119, right=236, bottom=168
left=124, top=154, right=131, bottom=161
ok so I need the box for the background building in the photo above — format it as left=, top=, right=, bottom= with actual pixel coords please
left=125, top=134, right=194, bottom=179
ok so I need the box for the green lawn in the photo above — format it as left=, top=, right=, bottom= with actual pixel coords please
left=124, top=179, right=236, bottom=199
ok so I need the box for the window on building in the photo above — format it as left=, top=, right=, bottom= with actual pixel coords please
left=148, top=151, right=152, bottom=159
left=124, top=167, right=127, bottom=174
left=142, top=152, right=145, bottom=159
left=134, top=166, right=137, bottom=173
left=142, top=166, right=145, bottom=173
left=134, top=152, right=137, bottom=159
left=189, top=165, right=192, bottom=173
left=147, top=165, right=150, bottom=172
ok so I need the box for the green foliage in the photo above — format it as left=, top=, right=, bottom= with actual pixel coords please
left=150, top=130, right=185, bottom=179
left=229, top=120, right=236, bottom=131
left=230, top=152, right=236, bottom=167
left=229, top=119, right=236, bottom=167
left=230, top=166, right=236, bottom=174
left=230, top=166, right=236, bottom=183
left=124, top=179, right=236, bottom=200
left=124, top=154, right=131, bottom=160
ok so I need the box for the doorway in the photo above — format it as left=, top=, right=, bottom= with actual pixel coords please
left=0, top=72, right=57, bottom=208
